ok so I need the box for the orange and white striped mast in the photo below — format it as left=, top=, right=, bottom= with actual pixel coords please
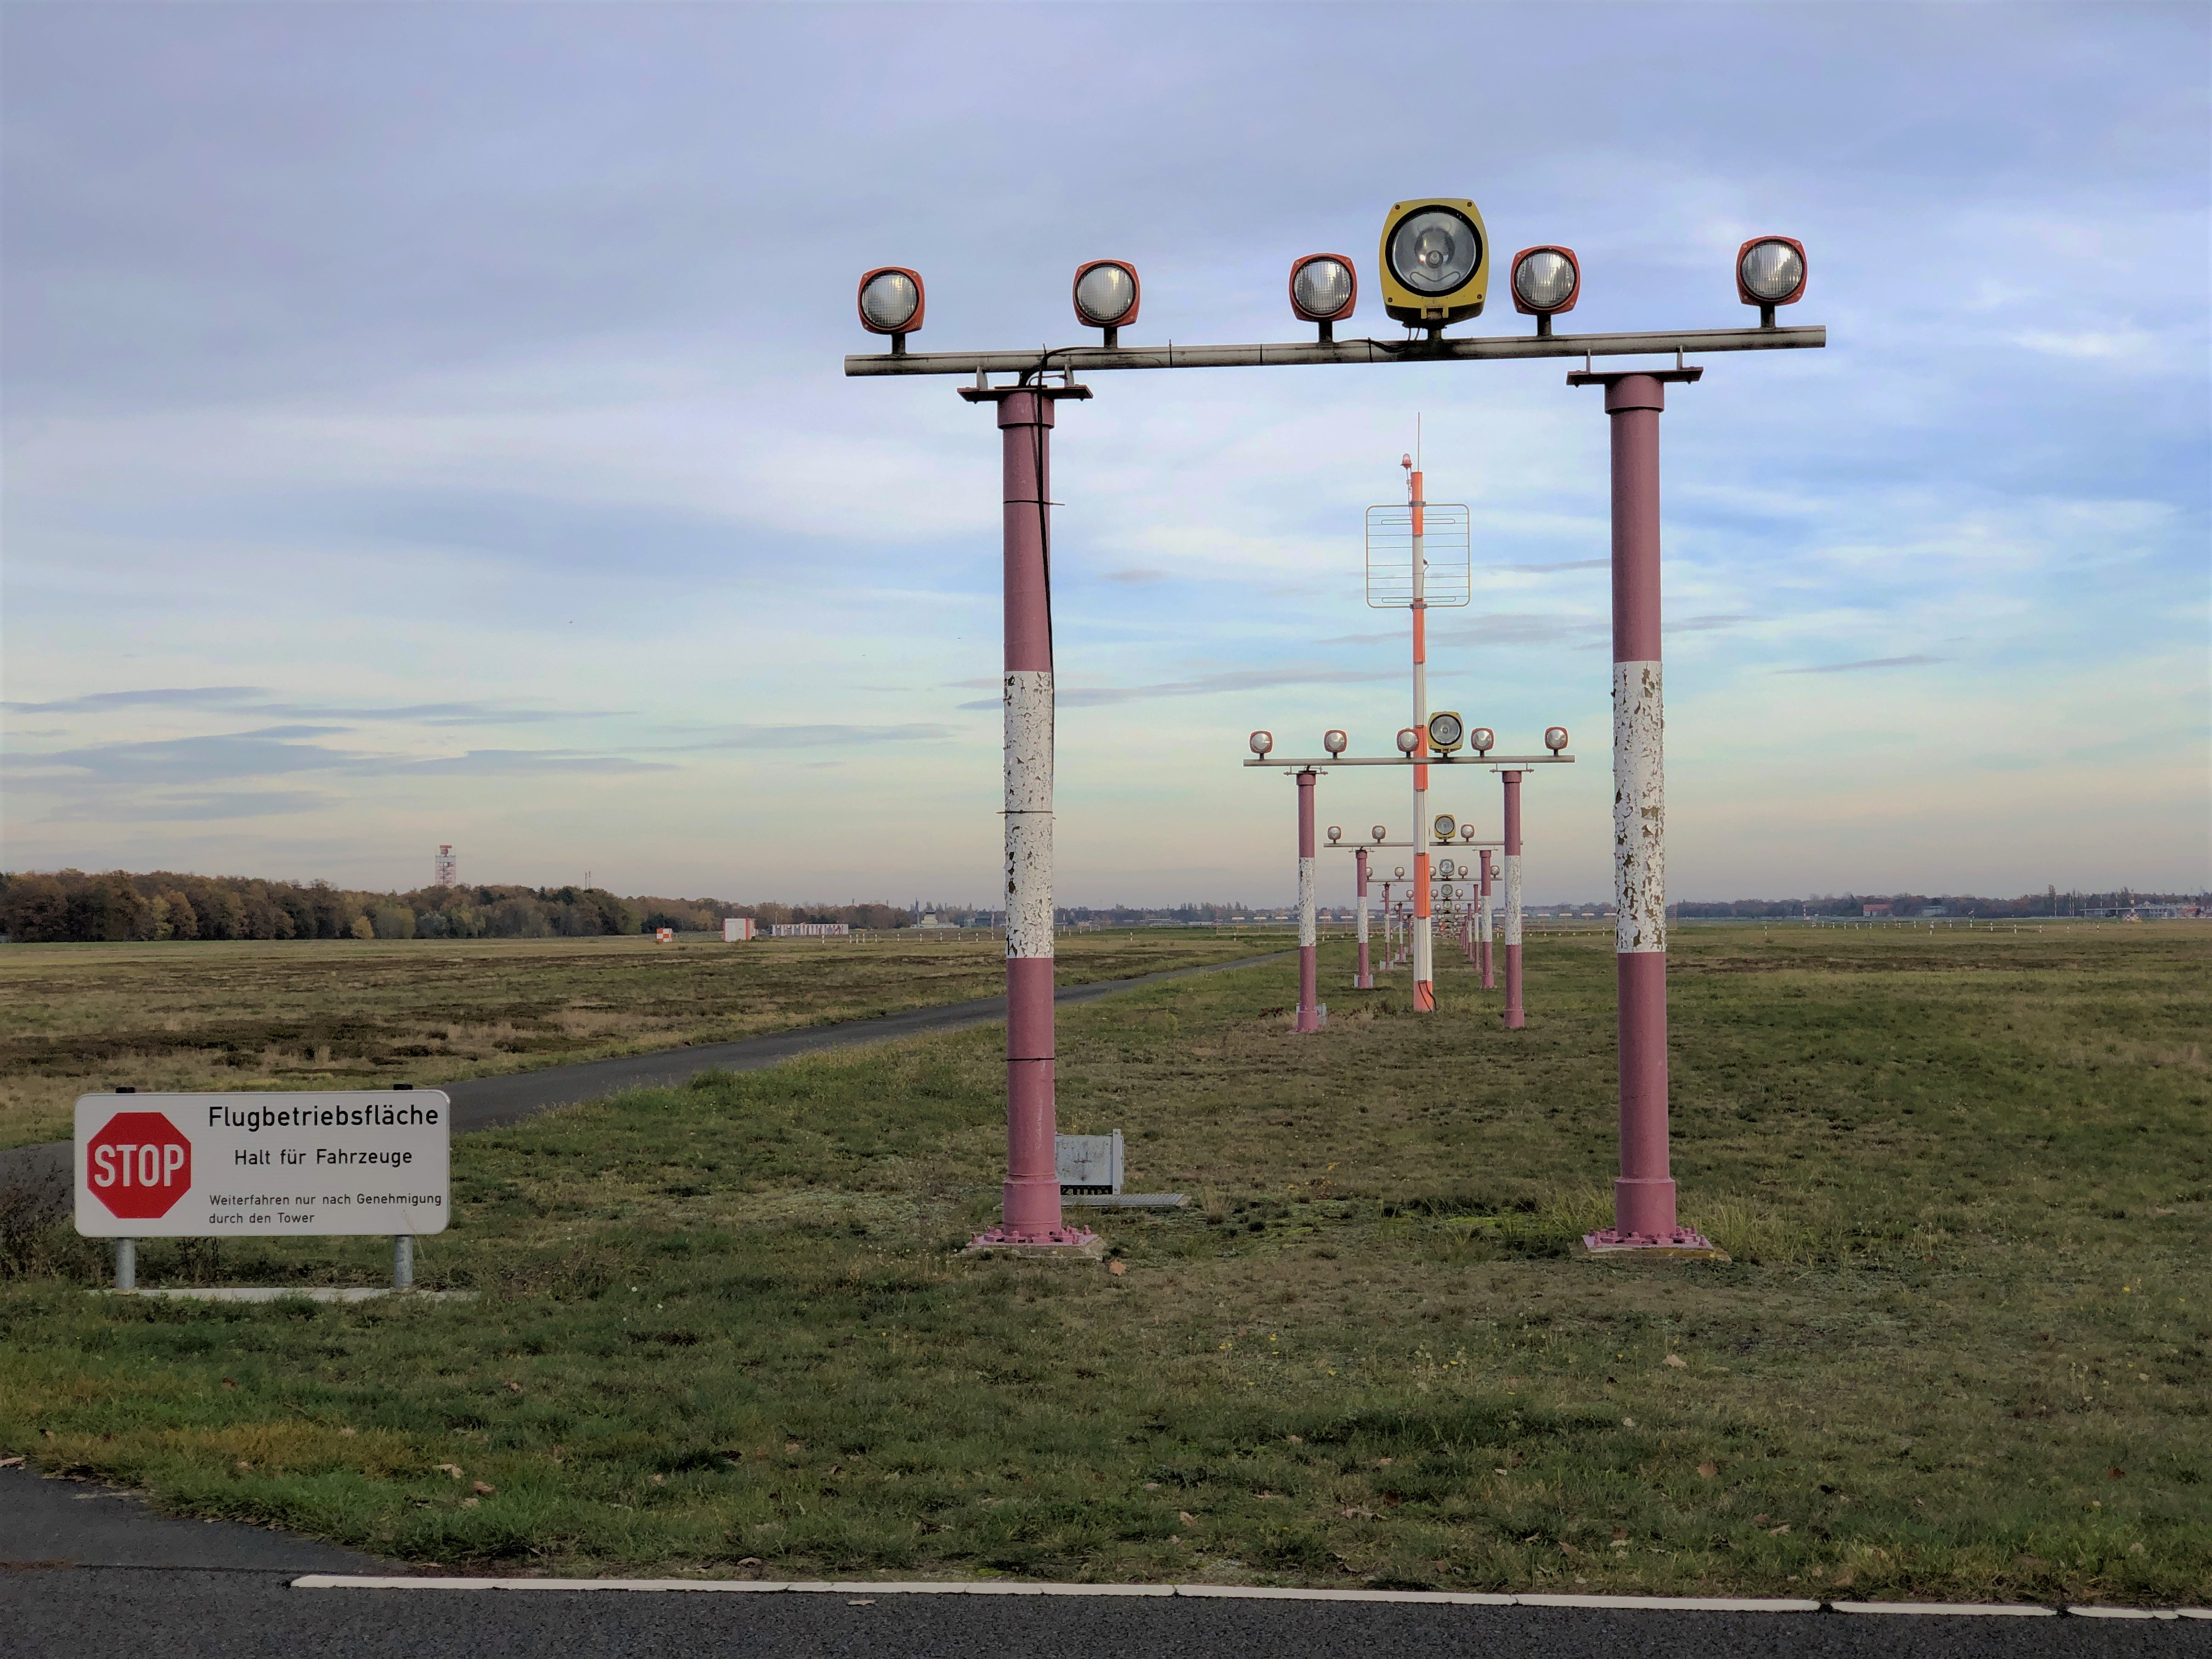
left=1405, top=448, right=1435, bottom=1012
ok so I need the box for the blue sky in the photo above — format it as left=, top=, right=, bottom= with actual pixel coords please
left=4, top=2, right=2205, bottom=906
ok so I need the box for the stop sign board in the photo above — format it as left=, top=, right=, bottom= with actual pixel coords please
left=75, top=1091, right=449, bottom=1238
left=83, top=1111, right=193, bottom=1220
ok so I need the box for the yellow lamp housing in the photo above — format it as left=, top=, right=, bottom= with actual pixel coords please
left=1379, top=199, right=1489, bottom=328
left=1427, top=710, right=1466, bottom=753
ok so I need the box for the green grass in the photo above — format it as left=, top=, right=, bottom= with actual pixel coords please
left=1, top=926, right=2206, bottom=1604
left=0, top=928, right=1268, bottom=1147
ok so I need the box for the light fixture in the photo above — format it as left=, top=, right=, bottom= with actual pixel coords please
left=1289, top=253, right=1357, bottom=343
left=1394, top=866, right=1406, bottom=880
left=1545, top=726, right=1570, bottom=753
left=1370, top=824, right=1387, bottom=844
left=857, top=267, right=926, bottom=356
left=1433, top=813, right=1457, bottom=842
left=1323, top=729, right=1349, bottom=755
left=1428, top=711, right=1464, bottom=753
left=1460, top=825, right=1476, bottom=843
left=1509, top=246, right=1580, bottom=337
left=1328, top=825, right=1342, bottom=844
left=1074, top=259, right=1141, bottom=346
left=1468, top=727, right=1495, bottom=755
left=1379, top=199, right=1489, bottom=332
left=1249, top=730, right=1274, bottom=757
left=1396, top=727, right=1420, bottom=754
left=1736, top=236, right=1807, bottom=328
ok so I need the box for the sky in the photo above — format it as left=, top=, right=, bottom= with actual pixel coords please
left=3, top=2, right=2207, bottom=909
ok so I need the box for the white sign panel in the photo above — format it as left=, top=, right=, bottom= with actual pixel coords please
left=74, top=1091, right=450, bottom=1239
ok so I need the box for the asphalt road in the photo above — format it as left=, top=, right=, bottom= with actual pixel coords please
left=0, top=950, right=1290, bottom=1210
left=4, top=1472, right=2206, bottom=1659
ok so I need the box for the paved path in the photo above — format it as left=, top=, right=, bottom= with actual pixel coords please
left=0, top=952, right=1288, bottom=1210
left=0, top=1472, right=2202, bottom=1659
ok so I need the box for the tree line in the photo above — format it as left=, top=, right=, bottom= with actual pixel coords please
left=1673, top=888, right=2206, bottom=919
left=0, top=870, right=919, bottom=944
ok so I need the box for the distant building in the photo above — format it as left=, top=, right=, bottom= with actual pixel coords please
left=1863, top=902, right=1893, bottom=917
left=433, top=844, right=458, bottom=887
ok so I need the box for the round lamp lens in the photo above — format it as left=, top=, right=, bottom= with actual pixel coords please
left=1396, top=727, right=1419, bottom=754
left=1740, top=240, right=1804, bottom=303
left=1324, top=729, right=1348, bottom=754
left=1390, top=208, right=1482, bottom=296
left=860, top=272, right=919, bottom=332
left=1075, top=263, right=1137, bottom=326
left=1470, top=726, right=1495, bottom=753
left=1429, top=712, right=1463, bottom=749
left=1461, top=826, right=1475, bottom=841
left=1513, top=249, right=1576, bottom=310
left=1395, top=867, right=1406, bottom=880
left=1250, top=730, right=1274, bottom=756
left=1328, top=826, right=1342, bottom=842
left=1545, top=726, right=1570, bottom=752
left=1433, top=814, right=1457, bottom=840
left=1371, top=825, right=1387, bottom=842
left=1293, top=257, right=1353, bottom=319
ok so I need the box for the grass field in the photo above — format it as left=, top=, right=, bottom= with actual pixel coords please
left=1, top=926, right=2205, bottom=1604
left=0, top=929, right=1268, bottom=1148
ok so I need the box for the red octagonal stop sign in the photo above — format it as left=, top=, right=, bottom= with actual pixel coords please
left=85, top=1110, right=193, bottom=1220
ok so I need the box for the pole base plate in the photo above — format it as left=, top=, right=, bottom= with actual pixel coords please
left=963, top=1229, right=1103, bottom=1259
left=1579, top=1229, right=1730, bottom=1263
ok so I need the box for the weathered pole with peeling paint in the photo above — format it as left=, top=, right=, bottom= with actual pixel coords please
left=1478, top=848, right=1497, bottom=989
left=1354, top=847, right=1373, bottom=989
left=1571, top=365, right=1717, bottom=1254
left=962, top=382, right=1096, bottom=1251
left=1295, top=768, right=1321, bottom=1032
left=1501, top=770, right=1527, bottom=1029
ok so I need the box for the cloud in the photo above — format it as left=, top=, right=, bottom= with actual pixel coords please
left=1499, top=558, right=1609, bottom=574
left=1778, top=655, right=1950, bottom=675
left=4, top=686, right=266, bottom=714
left=955, top=665, right=1402, bottom=712
left=1, top=686, right=627, bottom=726
left=648, top=724, right=954, bottom=751
left=42, top=789, right=338, bottom=823
left=1102, top=568, right=1170, bottom=585
left=379, top=749, right=674, bottom=775
left=2011, top=326, right=2157, bottom=364
left=21, top=730, right=673, bottom=783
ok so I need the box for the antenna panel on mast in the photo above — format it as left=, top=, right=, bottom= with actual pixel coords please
left=1364, top=504, right=1472, bottom=608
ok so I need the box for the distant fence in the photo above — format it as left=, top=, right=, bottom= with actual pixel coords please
left=770, top=923, right=851, bottom=939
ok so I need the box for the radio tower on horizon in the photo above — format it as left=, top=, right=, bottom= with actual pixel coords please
left=433, top=844, right=458, bottom=887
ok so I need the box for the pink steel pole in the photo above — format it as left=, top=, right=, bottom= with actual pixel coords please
left=1574, top=366, right=1714, bottom=1253
left=1502, top=770, right=1526, bottom=1029
left=1479, top=848, right=1496, bottom=988
left=966, top=383, right=1093, bottom=1250
left=1353, top=847, right=1373, bottom=989
left=1295, top=768, right=1321, bottom=1032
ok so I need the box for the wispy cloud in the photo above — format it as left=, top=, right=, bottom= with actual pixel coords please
left=42, top=789, right=340, bottom=823
left=648, top=724, right=953, bottom=751
left=1498, top=558, right=1609, bottom=574
left=1102, top=568, right=1170, bottom=585
left=956, top=666, right=1401, bottom=712
left=1778, top=655, right=1949, bottom=675
left=21, top=730, right=672, bottom=782
left=2, top=686, right=627, bottom=726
